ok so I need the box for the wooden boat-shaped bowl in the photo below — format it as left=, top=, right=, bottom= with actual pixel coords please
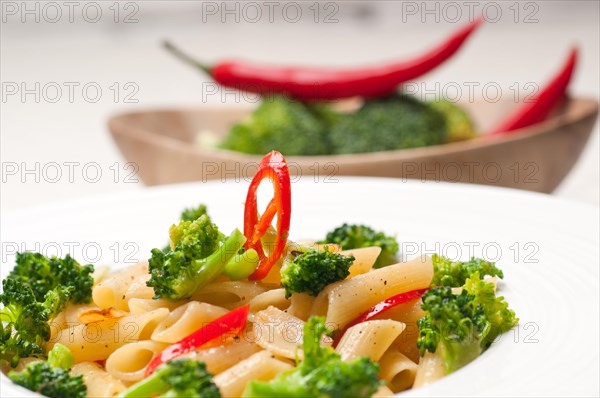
left=108, top=97, right=598, bottom=193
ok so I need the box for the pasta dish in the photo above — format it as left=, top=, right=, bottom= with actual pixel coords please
left=0, top=151, right=517, bottom=398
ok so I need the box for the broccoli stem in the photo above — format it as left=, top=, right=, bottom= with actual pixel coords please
left=193, top=228, right=248, bottom=289
left=223, top=249, right=259, bottom=280
left=118, top=370, right=170, bottom=398
left=47, top=344, right=73, bottom=370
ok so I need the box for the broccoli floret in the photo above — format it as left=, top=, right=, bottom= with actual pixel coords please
left=417, top=274, right=518, bottom=374
left=329, top=94, right=446, bottom=154
left=8, top=252, right=94, bottom=304
left=147, top=215, right=248, bottom=300
left=220, top=96, right=334, bottom=156
left=119, top=359, right=220, bottom=398
left=180, top=204, right=209, bottom=222
left=8, top=344, right=86, bottom=398
left=319, top=223, right=398, bottom=268
left=463, top=273, right=518, bottom=349
left=0, top=279, right=53, bottom=367
left=429, top=99, right=476, bottom=142
left=431, top=254, right=504, bottom=287
left=280, top=249, right=354, bottom=298
left=243, top=317, right=381, bottom=398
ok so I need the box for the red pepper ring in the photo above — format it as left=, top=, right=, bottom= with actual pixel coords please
left=332, top=288, right=429, bottom=348
left=251, top=198, right=277, bottom=246
left=144, top=304, right=250, bottom=376
left=244, top=151, right=292, bottom=281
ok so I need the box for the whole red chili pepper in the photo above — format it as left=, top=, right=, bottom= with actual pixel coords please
left=144, top=304, right=250, bottom=376
left=164, top=18, right=482, bottom=101
left=332, top=288, right=429, bottom=348
left=489, top=47, right=578, bottom=135
left=244, top=151, right=291, bottom=281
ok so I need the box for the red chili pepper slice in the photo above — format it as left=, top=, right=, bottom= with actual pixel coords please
left=164, top=19, right=482, bottom=101
left=332, top=288, right=429, bottom=348
left=244, top=151, right=291, bottom=281
left=144, top=304, right=250, bottom=376
left=489, top=47, right=578, bottom=135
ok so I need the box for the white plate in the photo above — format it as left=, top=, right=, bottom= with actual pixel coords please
left=1, top=178, right=599, bottom=397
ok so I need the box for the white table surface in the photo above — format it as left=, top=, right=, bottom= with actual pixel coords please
left=1, top=1, right=598, bottom=210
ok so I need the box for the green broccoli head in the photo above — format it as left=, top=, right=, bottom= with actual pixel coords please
left=119, top=359, right=220, bottom=398
left=180, top=204, right=209, bottom=222
left=417, top=286, right=486, bottom=373
left=329, top=94, right=446, bottom=154
left=220, top=96, right=334, bottom=156
left=148, top=216, right=247, bottom=300
left=168, top=215, right=222, bottom=256
left=8, top=345, right=86, bottom=398
left=417, top=273, right=518, bottom=374
left=428, top=99, right=476, bottom=142
left=319, top=223, right=398, bottom=268
left=9, top=252, right=94, bottom=304
left=243, top=316, right=381, bottom=398
left=280, top=249, right=354, bottom=299
left=0, top=279, right=52, bottom=367
left=431, top=254, right=504, bottom=287
left=463, top=273, right=518, bottom=349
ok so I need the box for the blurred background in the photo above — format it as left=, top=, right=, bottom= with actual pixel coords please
left=1, top=0, right=598, bottom=209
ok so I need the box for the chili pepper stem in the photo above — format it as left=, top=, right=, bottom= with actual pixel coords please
left=163, top=41, right=213, bottom=75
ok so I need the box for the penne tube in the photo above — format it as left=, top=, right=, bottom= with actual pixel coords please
left=128, top=298, right=181, bottom=315
left=253, top=306, right=305, bottom=360
left=53, top=308, right=168, bottom=362
left=71, top=362, right=127, bottom=397
left=184, top=340, right=262, bottom=375
left=413, top=351, right=445, bottom=388
left=92, top=263, right=148, bottom=311
left=311, top=256, right=433, bottom=329
left=249, top=289, right=290, bottom=314
left=151, top=301, right=228, bottom=343
left=192, top=281, right=271, bottom=310
left=286, top=292, right=315, bottom=321
left=105, top=340, right=169, bottom=382
left=213, top=351, right=293, bottom=398
left=379, top=350, right=419, bottom=393
left=335, top=320, right=405, bottom=362
left=340, top=246, right=382, bottom=277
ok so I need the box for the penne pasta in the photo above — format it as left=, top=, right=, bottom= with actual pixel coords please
left=123, top=272, right=155, bottom=302
left=184, top=340, right=262, bottom=375
left=253, top=306, right=305, bottom=360
left=105, top=340, right=169, bottom=382
left=340, top=246, right=382, bottom=277
left=286, top=292, right=315, bottom=321
left=335, top=320, right=405, bottom=362
left=192, top=281, right=272, bottom=310
left=71, top=362, right=127, bottom=397
left=311, top=256, right=433, bottom=329
left=53, top=308, right=168, bottom=362
left=213, top=351, right=293, bottom=398
left=249, top=288, right=290, bottom=314
left=413, top=351, right=445, bottom=388
left=151, top=301, right=228, bottom=343
left=378, top=350, right=419, bottom=393
left=128, top=297, right=181, bottom=315
left=92, top=263, right=149, bottom=311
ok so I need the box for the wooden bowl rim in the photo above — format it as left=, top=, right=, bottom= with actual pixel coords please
left=107, top=96, right=599, bottom=165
